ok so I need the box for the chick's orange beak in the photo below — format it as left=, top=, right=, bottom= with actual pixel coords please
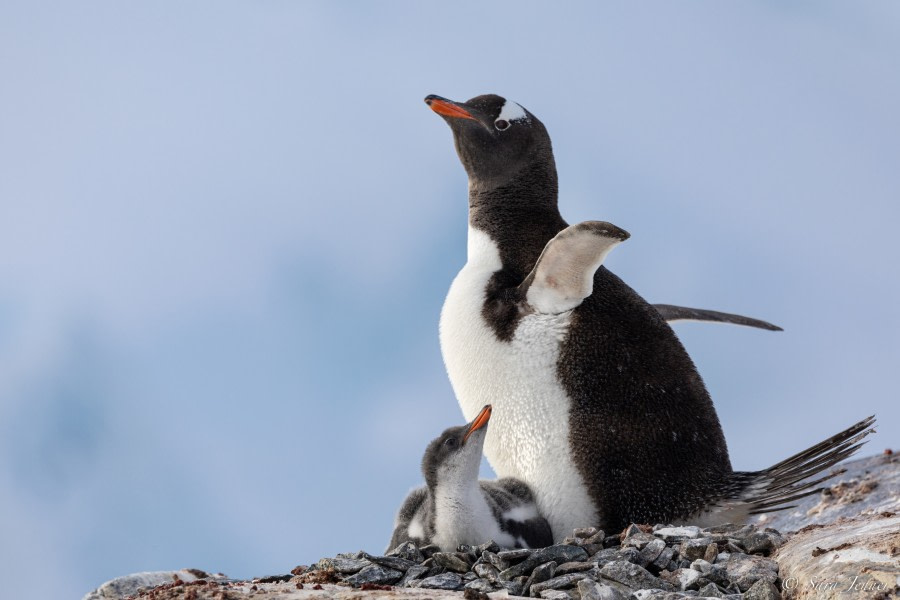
left=463, top=405, right=492, bottom=443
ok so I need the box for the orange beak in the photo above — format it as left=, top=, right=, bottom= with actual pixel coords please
left=425, top=95, right=476, bottom=121
left=463, top=405, right=492, bottom=443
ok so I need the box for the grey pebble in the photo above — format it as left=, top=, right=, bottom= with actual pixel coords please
left=539, top=591, right=575, bottom=600
left=600, top=560, right=671, bottom=592
left=680, top=538, right=714, bottom=561
left=637, top=538, right=666, bottom=568
left=723, top=553, right=778, bottom=592
left=432, top=552, right=472, bottom=573
left=555, top=561, right=596, bottom=575
left=576, top=578, right=629, bottom=600
left=574, top=527, right=600, bottom=539
left=653, top=526, right=701, bottom=542
left=474, top=562, right=501, bottom=583
left=397, top=564, right=429, bottom=587
left=652, top=547, right=677, bottom=571
left=524, top=561, right=557, bottom=596
left=530, top=570, right=600, bottom=596
left=361, top=553, right=416, bottom=572
left=703, top=543, right=718, bottom=563
left=416, top=572, right=465, bottom=590
left=484, top=551, right=509, bottom=571
left=465, top=578, right=500, bottom=594
left=497, top=548, right=533, bottom=562
left=742, top=532, right=780, bottom=556
left=386, top=541, right=424, bottom=563
left=315, top=557, right=371, bottom=574
left=696, top=582, right=725, bottom=598
left=623, top=532, right=658, bottom=550
left=501, top=544, right=589, bottom=580
left=343, top=564, right=403, bottom=586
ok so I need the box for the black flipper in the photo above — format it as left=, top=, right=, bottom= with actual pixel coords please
left=654, top=304, right=783, bottom=331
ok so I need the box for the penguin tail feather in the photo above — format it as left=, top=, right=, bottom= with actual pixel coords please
left=732, top=415, right=876, bottom=515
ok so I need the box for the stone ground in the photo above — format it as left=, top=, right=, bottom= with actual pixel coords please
left=83, top=452, right=899, bottom=600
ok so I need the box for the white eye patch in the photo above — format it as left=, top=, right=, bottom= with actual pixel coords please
left=497, top=100, right=528, bottom=123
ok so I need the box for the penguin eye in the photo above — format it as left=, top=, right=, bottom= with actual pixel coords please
left=444, top=437, right=457, bottom=448
left=494, top=119, right=510, bottom=131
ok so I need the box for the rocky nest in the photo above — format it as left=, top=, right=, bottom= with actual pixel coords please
left=294, top=523, right=785, bottom=600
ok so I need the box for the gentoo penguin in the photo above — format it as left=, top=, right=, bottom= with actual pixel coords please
left=388, top=405, right=553, bottom=552
left=425, top=93, right=875, bottom=539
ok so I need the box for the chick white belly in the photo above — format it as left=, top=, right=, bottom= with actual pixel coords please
left=438, top=231, right=599, bottom=541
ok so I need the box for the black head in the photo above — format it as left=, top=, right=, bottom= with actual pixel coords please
left=421, top=405, right=491, bottom=491
left=425, top=94, right=554, bottom=188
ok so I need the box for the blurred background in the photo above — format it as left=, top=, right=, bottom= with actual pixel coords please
left=1, top=1, right=898, bottom=597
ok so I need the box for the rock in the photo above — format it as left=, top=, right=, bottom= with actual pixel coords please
left=484, top=551, right=509, bottom=571
left=637, top=538, right=666, bottom=568
left=416, top=572, right=465, bottom=590
left=386, top=541, right=424, bottom=562
left=742, top=531, right=784, bottom=556
left=397, top=564, right=429, bottom=587
left=523, top=561, right=556, bottom=596
left=315, top=556, right=371, bottom=573
left=574, top=527, right=600, bottom=539
left=622, top=532, right=657, bottom=550
left=653, top=526, right=701, bottom=542
left=464, top=578, right=499, bottom=594
left=743, top=578, right=782, bottom=600
left=703, top=542, right=718, bottom=563
left=530, top=570, right=599, bottom=596
left=723, top=553, right=778, bottom=592
left=599, top=560, right=671, bottom=591
left=361, top=553, right=416, bottom=572
left=432, top=552, right=472, bottom=573
left=344, top=564, right=404, bottom=586
left=497, top=548, right=532, bottom=563
left=419, top=543, right=441, bottom=558
left=679, top=538, right=713, bottom=561
left=696, top=582, right=725, bottom=598
left=583, top=530, right=607, bottom=545
left=675, top=567, right=701, bottom=590
left=576, top=578, right=630, bottom=600
left=500, top=544, right=589, bottom=580
left=555, top=561, right=595, bottom=575
left=502, top=578, right=525, bottom=596
left=476, top=540, right=501, bottom=554
left=651, top=547, right=677, bottom=571
left=539, top=591, right=574, bottom=600
left=615, top=546, right=640, bottom=565
left=474, top=562, right=501, bottom=583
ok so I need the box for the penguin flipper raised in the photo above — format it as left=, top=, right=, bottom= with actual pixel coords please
left=520, top=221, right=630, bottom=314
left=654, top=304, right=783, bottom=331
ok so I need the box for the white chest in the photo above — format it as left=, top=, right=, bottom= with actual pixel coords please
left=432, top=485, right=516, bottom=551
left=438, top=228, right=599, bottom=541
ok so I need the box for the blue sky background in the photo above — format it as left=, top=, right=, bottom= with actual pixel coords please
left=1, top=2, right=898, bottom=597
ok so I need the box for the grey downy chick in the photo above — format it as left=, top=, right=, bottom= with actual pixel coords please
left=388, top=405, right=553, bottom=552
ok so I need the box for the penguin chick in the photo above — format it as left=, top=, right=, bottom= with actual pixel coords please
left=387, top=405, right=553, bottom=552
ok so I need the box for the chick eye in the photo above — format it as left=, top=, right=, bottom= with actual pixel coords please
left=444, top=437, right=457, bottom=448
left=494, top=119, right=510, bottom=131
